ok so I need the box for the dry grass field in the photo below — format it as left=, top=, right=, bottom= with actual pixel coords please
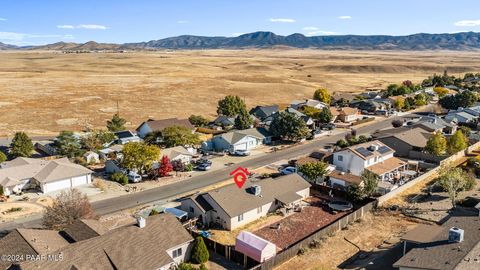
left=1, top=49, right=480, bottom=135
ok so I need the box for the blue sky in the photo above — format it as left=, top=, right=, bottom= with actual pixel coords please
left=1, top=0, right=480, bottom=45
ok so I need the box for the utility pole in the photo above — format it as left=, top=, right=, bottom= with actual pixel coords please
left=116, top=101, right=120, bottom=116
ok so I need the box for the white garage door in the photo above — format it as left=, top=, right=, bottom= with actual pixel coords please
left=43, top=179, right=72, bottom=193
left=72, top=175, right=88, bottom=187
left=234, top=143, right=248, bottom=151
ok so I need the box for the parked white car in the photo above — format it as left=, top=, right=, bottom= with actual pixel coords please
left=128, top=172, right=142, bottom=183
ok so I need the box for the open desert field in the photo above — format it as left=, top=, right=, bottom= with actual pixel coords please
left=1, top=49, right=480, bottom=135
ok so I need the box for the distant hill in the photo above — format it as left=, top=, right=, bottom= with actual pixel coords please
left=3, top=31, right=480, bottom=51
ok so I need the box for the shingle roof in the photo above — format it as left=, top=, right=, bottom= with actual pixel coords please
left=249, top=105, right=279, bottom=120
left=0, top=157, right=92, bottom=185
left=63, top=219, right=108, bottom=242
left=366, top=157, right=406, bottom=176
left=376, top=127, right=431, bottom=148
left=216, top=128, right=267, bottom=145
left=328, top=170, right=363, bottom=185
left=394, top=216, right=480, bottom=270
left=138, top=118, right=195, bottom=132
left=19, top=213, right=193, bottom=270
left=161, top=146, right=194, bottom=160
left=341, top=140, right=394, bottom=160
left=205, top=173, right=311, bottom=217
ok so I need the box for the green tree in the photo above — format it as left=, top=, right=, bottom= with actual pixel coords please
left=458, top=126, right=472, bottom=138
left=143, top=130, right=163, bottom=146
left=217, top=95, right=247, bottom=117
left=414, top=93, right=428, bottom=106
left=361, top=170, right=379, bottom=198
left=111, top=172, right=128, bottom=185
left=393, top=98, right=405, bottom=111
left=81, top=130, right=116, bottom=151
left=336, top=139, right=349, bottom=148
left=189, top=115, right=210, bottom=127
left=0, top=151, right=6, bottom=163
left=313, top=88, right=331, bottom=104
left=106, top=113, right=126, bottom=132
left=438, top=167, right=476, bottom=208
left=162, top=126, right=201, bottom=147
left=10, top=132, right=34, bottom=158
left=177, top=263, right=196, bottom=270
left=425, top=132, right=447, bottom=156
left=199, top=264, right=209, bottom=270
left=55, top=131, right=83, bottom=158
left=234, top=108, right=253, bottom=130
left=192, top=236, right=209, bottom=264
left=121, top=142, right=160, bottom=173
left=433, top=87, right=449, bottom=98
left=447, top=130, right=468, bottom=154
left=318, top=107, right=333, bottom=123
left=298, top=161, right=329, bottom=182
left=301, top=106, right=321, bottom=119
left=270, top=112, right=310, bottom=141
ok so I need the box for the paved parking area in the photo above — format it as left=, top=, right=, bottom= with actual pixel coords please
left=253, top=196, right=349, bottom=250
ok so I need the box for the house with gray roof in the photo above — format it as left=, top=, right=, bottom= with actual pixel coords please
left=136, top=118, right=195, bottom=138
left=180, top=173, right=311, bottom=230
left=203, top=127, right=271, bottom=152
left=161, top=146, right=196, bottom=164
left=374, top=127, right=432, bottom=158
left=445, top=109, right=478, bottom=125
left=249, top=105, right=279, bottom=121
left=0, top=157, right=92, bottom=195
left=394, top=215, right=480, bottom=270
left=411, top=115, right=457, bottom=135
left=11, top=213, right=193, bottom=270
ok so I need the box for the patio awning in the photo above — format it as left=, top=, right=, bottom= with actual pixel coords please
left=366, top=157, right=407, bottom=176
left=165, top=207, right=188, bottom=219
left=275, top=192, right=302, bottom=205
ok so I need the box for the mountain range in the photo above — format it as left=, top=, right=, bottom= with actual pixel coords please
left=2, top=31, right=480, bottom=51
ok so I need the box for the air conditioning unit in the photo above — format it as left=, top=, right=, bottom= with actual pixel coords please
left=368, top=145, right=379, bottom=151
left=448, top=227, right=464, bottom=243
left=251, top=185, right=262, bottom=196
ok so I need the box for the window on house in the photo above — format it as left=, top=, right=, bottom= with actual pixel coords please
left=172, top=248, right=182, bottom=258
left=338, top=155, right=343, bottom=161
left=238, top=214, right=244, bottom=222
left=257, top=206, right=262, bottom=214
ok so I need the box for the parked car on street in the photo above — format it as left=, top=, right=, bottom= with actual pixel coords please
left=279, top=166, right=297, bottom=175
left=320, top=123, right=335, bottom=130
left=128, top=171, right=142, bottom=183
left=229, top=149, right=251, bottom=156
left=196, top=163, right=211, bottom=171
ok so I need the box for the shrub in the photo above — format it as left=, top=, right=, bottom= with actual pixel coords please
left=391, top=119, right=404, bottom=128
left=6, top=207, right=22, bottom=213
left=297, top=246, right=309, bottom=255
left=92, top=179, right=107, bottom=191
left=185, top=163, right=194, bottom=172
left=111, top=172, right=128, bottom=185
left=177, top=263, right=196, bottom=270
left=0, top=151, right=6, bottom=163
left=336, top=139, right=349, bottom=148
left=192, top=236, right=209, bottom=264
left=199, top=264, right=209, bottom=270
left=358, top=135, right=369, bottom=143
left=149, top=209, right=160, bottom=216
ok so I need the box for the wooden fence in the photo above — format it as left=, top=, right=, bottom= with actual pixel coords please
left=249, top=201, right=376, bottom=270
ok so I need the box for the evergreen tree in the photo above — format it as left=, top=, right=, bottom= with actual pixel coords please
left=192, top=236, right=209, bottom=264
left=106, top=113, right=126, bottom=132
left=10, top=131, right=34, bottom=158
left=234, top=108, right=253, bottom=130
left=447, top=130, right=468, bottom=154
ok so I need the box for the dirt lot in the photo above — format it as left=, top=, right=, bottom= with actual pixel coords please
left=275, top=211, right=419, bottom=270
left=254, top=197, right=348, bottom=250
left=1, top=49, right=480, bottom=135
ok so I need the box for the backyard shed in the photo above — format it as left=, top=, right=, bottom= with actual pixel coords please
left=235, top=231, right=276, bottom=262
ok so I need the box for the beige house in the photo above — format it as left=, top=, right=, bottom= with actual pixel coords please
left=181, top=173, right=311, bottom=231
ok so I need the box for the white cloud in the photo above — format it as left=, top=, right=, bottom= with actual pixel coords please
left=304, top=30, right=340, bottom=36
left=302, top=26, right=318, bottom=31
left=269, top=18, right=296, bottom=23
left=454, top=20, right=480, bottom=27
left=0, top=18, right=7, bottom=21
left=177, top=20, right=188, bottom=24
left=338, top=15, right=352, bottom=20
left=57, top=25, right=75, bottom=29
left=77, top=24, right=108, bottom=30
left=0, top=31, right=74, bottom=45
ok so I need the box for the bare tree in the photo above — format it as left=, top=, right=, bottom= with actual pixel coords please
left=42, top=189, right=95, bottom=230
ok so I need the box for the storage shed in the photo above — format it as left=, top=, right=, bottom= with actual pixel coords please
left=235, top=231, right=276, bottom=262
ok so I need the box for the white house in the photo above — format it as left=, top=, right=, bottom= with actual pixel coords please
left=0, top=157, right=92, bottom=194
left=161, top=146, right=196, bottom=164
left=331, top=140, right=407, bottom=185
left=114, top=130, right=142, bottom=145
left=290, top=99, right=328, bottom=110
left=180, top=173, right=311, bottom=230
left=204, top=128, right=270, bottom=152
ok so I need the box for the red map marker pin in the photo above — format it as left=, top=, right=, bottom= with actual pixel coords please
left=230, top=166, right=250, bottom=189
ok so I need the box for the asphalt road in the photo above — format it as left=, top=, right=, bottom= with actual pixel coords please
left=0, top=108, right=432, bottom=231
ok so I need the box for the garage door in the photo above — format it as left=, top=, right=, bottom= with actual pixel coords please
left=234, top=143, right=248, bottom=151
left=72, top=176, right=88, bottom=187
left=43, top=179, right=72, bottom=193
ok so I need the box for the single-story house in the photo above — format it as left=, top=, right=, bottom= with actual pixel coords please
left=331, top=107, right=360, bottom=123
left=285, top=108, right=315, bottom=128
left=99, top=144, right=124, bottom=160
left=394, top=215, right=480, bottom=270
left=375, top=127, right=432, bottom=158
left=11, top=214, right=194, bottom=270
left=411, top=116, right=457, bottom=135
left=445, top=110, right=477, bottom=124
left=212, top=115, right=236, bottom=127
left=235, top=231, right=277, bottom=263
left=83, top=151, right=100, bottom=164
left=136, top=118, right=195, bottom=138
left=249, top=105, right=279, bottom=121
left=290, top=99, right=328, bottom=110
left=203, top=127, right=271, bottom=152
left=350, top=99, right=389, bottom=112
left=0, top=157, right=92, bottom=194
left=115, top=130, right=142, bottom=145
left=161, top=146, right=196, bottom=164
left=180, top=173, right=311, bottom=230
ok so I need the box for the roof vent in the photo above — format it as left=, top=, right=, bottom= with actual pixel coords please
left=448, top=227, right=464, bottom=243
left=137, top=216, right=146, bottom=228
left=251, top=185, right=262, bottom=196
left=368, top=145, right=379, bottom=151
